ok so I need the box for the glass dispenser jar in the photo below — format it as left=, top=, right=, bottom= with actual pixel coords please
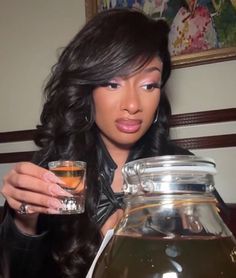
left=92, top=155, right=236, bottom=278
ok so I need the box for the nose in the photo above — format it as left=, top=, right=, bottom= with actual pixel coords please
left=120, top=85, right=141, bottom=115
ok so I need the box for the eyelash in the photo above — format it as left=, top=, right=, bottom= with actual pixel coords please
left=102, top=82, right=161, bottom=91
left=106, top=82, right=119, bottom=89
left=142, top=83, right=161, bottom=91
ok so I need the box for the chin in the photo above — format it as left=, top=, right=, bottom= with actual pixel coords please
left=114, top=135, right=143, bottom=149
left=101, top=130, right=146, bottom=149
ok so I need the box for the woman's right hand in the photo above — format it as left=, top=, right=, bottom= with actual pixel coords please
left=1, top=162, right=69, bottom=235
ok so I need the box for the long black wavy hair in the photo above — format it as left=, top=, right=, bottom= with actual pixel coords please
left=33, top=8, right=172, bottom=278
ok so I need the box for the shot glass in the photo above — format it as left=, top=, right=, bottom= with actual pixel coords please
left=48, top=160, right=86, bottom=214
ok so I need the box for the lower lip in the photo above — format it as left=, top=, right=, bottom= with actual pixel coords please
left=115, top=122, right=141, bottom=133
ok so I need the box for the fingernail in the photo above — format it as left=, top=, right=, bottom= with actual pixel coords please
left=48, top=198, right=64, bottom=210
left=48, top=184, right=73, bottom=197
left=47, top=208, right=61, bottom=214
left=27, top=207, right=35, bottom=214
left=43, top=171, right=66, bottom=184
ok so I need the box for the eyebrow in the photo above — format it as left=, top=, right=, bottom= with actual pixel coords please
left=143, top=66, right=161, bottom=73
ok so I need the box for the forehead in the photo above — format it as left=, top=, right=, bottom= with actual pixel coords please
left=123, top=57, right=163, bottom=79
left=96, top=56, right=163, bottom=85
left=140, top=57, right=163, bottom=73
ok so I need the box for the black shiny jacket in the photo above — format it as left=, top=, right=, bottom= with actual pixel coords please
left=0, top=139, right=192, bottom=278
left=94, top=137, right=192, bottom=227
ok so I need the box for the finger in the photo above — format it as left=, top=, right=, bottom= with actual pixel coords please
left=15, top=162, right=66, bottom=185
left=14, top=162, right=48, bottom=178
left=2, top=162, right=49, bottom=194
left=7, top=197, right=61, bottom=215
left=4, top=171, right=72, bottom=198
left=3, top=182, right=63, bottom=211
left=14, top=162, right=65, bottom=184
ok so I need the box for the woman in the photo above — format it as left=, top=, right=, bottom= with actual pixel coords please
left=0, top=8, right=191, bottom=278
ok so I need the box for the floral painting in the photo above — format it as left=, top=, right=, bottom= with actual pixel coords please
left=96, top=0, right=236, bottom=57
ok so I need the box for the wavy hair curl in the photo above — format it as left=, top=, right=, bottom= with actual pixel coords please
left=33, top=8, right=172, bottom=277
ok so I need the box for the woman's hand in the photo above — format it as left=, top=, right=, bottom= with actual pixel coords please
left=1, top=162, right=69, bottom=235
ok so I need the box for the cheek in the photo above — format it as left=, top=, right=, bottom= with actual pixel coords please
left=93, top=90, right=119, bottom=125
left=143, top=95, right=160, bottom=119
left=93, top=98, right=115, bottom=129
left=94, top=104, right=106, bottom=125
left=93, top=92, right=106, bottom=123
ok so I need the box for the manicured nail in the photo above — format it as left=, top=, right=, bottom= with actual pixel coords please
left=48, top=198, right=64, bottom=210
left=27, top=207, right=35, bottom=214
left=43, top=171, right=66, bottom=185
left=48, top=184, right=73, bottom=197
left=47, top=208, right=61, bottom=214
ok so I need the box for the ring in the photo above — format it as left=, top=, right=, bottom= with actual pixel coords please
left=17, top=202, right=29, bottom=215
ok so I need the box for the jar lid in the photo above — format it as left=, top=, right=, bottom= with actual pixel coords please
left=122, top=155, right=216, bottom=195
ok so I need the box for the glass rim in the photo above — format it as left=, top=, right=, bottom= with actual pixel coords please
left=48, top=160, right=87, bottom=168
left=122, top=155, right=216, bottom=195
left=122, top=155, right=216, bottom=176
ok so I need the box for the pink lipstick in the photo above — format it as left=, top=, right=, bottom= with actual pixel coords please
left=115, top=119, right=142, bottom=133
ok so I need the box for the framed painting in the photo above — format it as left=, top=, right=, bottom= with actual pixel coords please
left=85, top=0, right=236, bottom=68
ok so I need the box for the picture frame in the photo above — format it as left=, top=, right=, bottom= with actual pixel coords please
left=85, top=0, right=236, bottom=68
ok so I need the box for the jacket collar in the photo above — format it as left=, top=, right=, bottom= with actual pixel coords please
left=96, top=134, right=117, bottom=171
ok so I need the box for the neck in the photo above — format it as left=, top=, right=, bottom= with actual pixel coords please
left=100, top=136, right=131, bottom=168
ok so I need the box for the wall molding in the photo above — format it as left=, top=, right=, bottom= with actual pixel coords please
left=169, top=108, right=236, bottom=127
left=0, top=151, right=34, bottom=164
left=0, top=108, right=235, bottom=163
left=0, top=129, right=36, bottom=143
left=173, top=134, right=236, bottom=150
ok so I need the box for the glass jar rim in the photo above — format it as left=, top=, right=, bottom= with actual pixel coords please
left=122, top=155, right=216, bottom=175
left=122, top=155, right=216, bottom=195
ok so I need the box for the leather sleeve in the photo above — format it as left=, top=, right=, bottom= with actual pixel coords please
left=0, top=207, right=50, bottom=278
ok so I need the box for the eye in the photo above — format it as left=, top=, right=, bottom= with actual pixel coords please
left=106, top=82, right=120, bottom=89
left=142, top=83, right=161, bottom=92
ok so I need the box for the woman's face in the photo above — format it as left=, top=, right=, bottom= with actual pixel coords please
left=93, top=57, right=162, bottom=150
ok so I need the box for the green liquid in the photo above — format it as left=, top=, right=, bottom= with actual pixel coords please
left=93, top=235, right=236, bottom=278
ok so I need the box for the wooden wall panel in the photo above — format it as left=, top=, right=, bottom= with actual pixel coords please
left=0, top=108, right=235, bottom=163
